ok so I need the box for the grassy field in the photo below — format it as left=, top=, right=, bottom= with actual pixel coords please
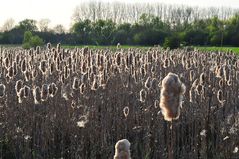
left=196, top=46, right=239, bottom=55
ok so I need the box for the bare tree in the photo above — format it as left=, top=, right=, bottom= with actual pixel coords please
left=53, top=24, right=65, bottom=34
left=1, top=18, right=15, bottom=32
left=71, top=1, right=238, bottom=25
left=38, top=19, right=51, bottom=32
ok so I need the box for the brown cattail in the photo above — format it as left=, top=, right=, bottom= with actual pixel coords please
left=116, top=53, right=121, bottom=66
left=21, top=59, right=27, bottom=73
left=139, top=89, right=147, bottom=102
left=80, top=83, right=86, bottom=94
left=23, top=85, right=31, bottom=98
left=163, top=58, right=170, bottom=68
left=36, top=46, right=40, bottom=54
left=217, top=89, right=225, bottom=104
left=123, top=107, right=129, bottom=118
left=15, top=80, right=23, bottom=95
left=154, top=100, right=159, bottom=108
left=199, top=73, right=205, bottom=85
left=4, top=57, right=10, bottom=69
left=0, top=84, right=6, bottom=98
left=61, top=84, right=72, bottom=100
left=189, top=70, right=195, bottom=81
left=33, top=86, right=41, bottom=104
left=72, top=77, right=80, bottom=90
left=41, top=84, right=49, bottom=101
left=57, top=43, right=61, bottom=52
left=47, top=43, right=51, bottom=50
left=18, top=88, right=25, bottom=103
left=24, top=70, right=31, bottom=82
left=48, top=83, right=58, bottom=97
left=31, top=68, right=38, bottom=81
left=216, top=66, right=223, bottom=78
left=39, top=60, right=47, bottom=75
left=7, top=66, right=14, bottom=79
left=91, top=77, right=98, bottom=91
left=144, top=77, right=151, bottom=90
left=13, top=61, right=18, bottom=76
left=114, top=139, right=131, bottom=159
left=159, top=72, right=186, bottom=121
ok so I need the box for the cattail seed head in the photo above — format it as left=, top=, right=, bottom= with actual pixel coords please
left=199, top=73, right=205, bottom=85
left=0, top=84, right=6, bottom=98
left=57, top=43, right=61, bottom=52
left=154, top=100, right=159, bottom=108
left=15, top=80, right=23, bottom=95
left=80, top=83, right=86, bottom=94
left=72, top=77, right=80, bottom=90
left=159, top=72, right=186, bottom=121
left=189, top=70, right=195, bottom=81
left=91, top=78, right=98, bottom=91
left=23, top=85, right=31, bottom=98
left=49, top=83, right=58, bottom=97
left=114, top=139, right=131, bottom=159
left=7, top=66, right=14, bottom=79
left=144, top=77, right=151, bottom=90
left=139, top=89, right=147, bottom=102
left=217, top=89, right=225, bottom=104
left=39, top=60, right=47, bottom=75
left=219, top=79, right=224, bottom=88
left=17, top=88, right=25, bottom=103
left=47, top=43, right=51, bottom=50
left=123, top=107, right=129, bottom=118
left=163, top=58, right=170, bottom=68
left=21, top=59, right=27, bottom=73
left=41, top=84, right=49, bottom=101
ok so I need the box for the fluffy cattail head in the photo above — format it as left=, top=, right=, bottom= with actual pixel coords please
left=0, top=84, right=6, bottom=98
left=41, top=84, right=49, bottom=101
left=139, top=89, right=147, bottom=102
left=123, top=107, right=129, bottom=118
left=217, top=89, right=225, bottom=104
left=48, top=83, right=58, bottom=97
left=7, top=66, right=14, bottom=79
left=159, top=72, right=186, bottom=121
left=144, top=77, right=151, bottom=90
left=23, top=85, right=31, bottom=98
left=39, top=60, right=47, bottom=75
left=47, top=43, right=51, bottom=50
left=114, top=139, right=131, bottom=159
left=199, top=73, right=205, bottom=85
left=18, top=88, right=25, bottom=103
left=15, top=80, right=23, bottom=95
left=33, top=86, right=41, bottom=104
left=21, top=59, right=27, bottom=73
left=80, top=83, right=86, bottom=94
left=72, top=77, right=80, bottom=90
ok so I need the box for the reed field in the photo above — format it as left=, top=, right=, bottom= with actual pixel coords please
left=0, top=44, right=238, bottom=159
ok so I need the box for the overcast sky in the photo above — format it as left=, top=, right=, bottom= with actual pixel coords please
left=0, top=0, right=239, bottom=29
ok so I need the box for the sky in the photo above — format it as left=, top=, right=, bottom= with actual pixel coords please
left=0, top=0, right=239, bottom=30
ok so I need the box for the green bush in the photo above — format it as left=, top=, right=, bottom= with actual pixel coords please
left=22, top=31, right=44, bottom=49
left=163, top=35, right=180, bottom=49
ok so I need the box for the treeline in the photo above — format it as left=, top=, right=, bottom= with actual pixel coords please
left=1, top=13, right=239, bottom=48
left=72, top=2, right=239, bottom=24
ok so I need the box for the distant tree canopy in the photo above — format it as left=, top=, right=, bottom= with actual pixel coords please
left=1, top=12, right=239, bottom=49
left=22, top=31, right=44, bottom=49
